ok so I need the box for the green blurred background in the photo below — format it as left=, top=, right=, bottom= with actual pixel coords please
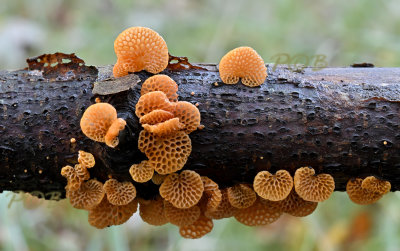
left=1, top=0, right=400, bottom=250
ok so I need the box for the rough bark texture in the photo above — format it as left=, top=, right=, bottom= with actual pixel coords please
left=1, top=62, right=400, bottom=199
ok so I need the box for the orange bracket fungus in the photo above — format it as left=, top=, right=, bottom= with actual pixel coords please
left=159, top=170, right=204, bottom=209
left=346, top=177, right=390, bottom=205
left=140, top=74, right=178, bottom=102
left=78, top=150, right=95, bottom=168
left=234, top=197, right=282, bottom=226
left=80, top=103, right=126, bottom=148
left=218, top=46, right=267, bottom=87
left=103, top=179, right=137, bottom=206
left=139, top=109, right=175, bottom=125
left=293, top=166, right=335, bottom=202
left=135, top=91, right=176, bottom=118
left=67, top=179, right=105, bottom=210
left=113, top=27, right=169, bottom=77
left=142, top=117, right=184, bottom=136
left=138, top=196, right=168, bottom=226
left=279, top=189, right=318, bottom=217
left=129, top=160, right=154, bottom=183
left=61, top=165, right=89, bottom=191
left=205, top=188, right=238, bottom=219
left=164, top=201, right=201, bottom=227
left=201, top=176, right=222, bottom=212
left=253, top=170, right=293, bottom=201
left=179, top=215, right=214, bottom=239
left=173, top=101, right=201, bottom=133
left=227, top=184, right=257, bottom=209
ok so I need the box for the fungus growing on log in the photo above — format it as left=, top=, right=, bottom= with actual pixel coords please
left=205, top=189, right=238, bottom=219
left=346, top=178, right=387, bottom=205
left=141, top=74, right=178, bottom=102
left=253, top=170, right=293, bottom=201
left=173, top=101, right=201, bottom=133
left=61, top=165, right=87, bottom=191
left=164, top=201, right=201, bottom=227
left=159, top=170, right=204, bottom=209
left=138, top=130, right=192, bottom=174
left=88, top=197, right=138, bottom=229
left=103, top=179, right=137, bottom=206
left=139, top=109, right=175, bottom=125
left=234, top=197, right=282, bottom=226
left=78, top=150, right=95, bottom=168
left=361, top=176, right=391, bottom=195
left=218, top=46, right=267, bottom=87
left=113, top=27, right=168, bottom=77
left=142, top=117, right=184, bottom=136
left=129, top=160, right=154, bottom=183
left=278, top=189, right=318, bottom=217
left=227, top=184, right=257, bottom=209
left=135, top=91, right=176, bottom=118
left=138, top=196, right=168, bottom=226
left=293, top=167, right=335, bottom=202
left=179, top=215, right=214, bottom=239
left=201, top=176, right=222, bottom=212
left=66, top=179, right=105, bottom=210
left=80, top=103, right=126, bottom=148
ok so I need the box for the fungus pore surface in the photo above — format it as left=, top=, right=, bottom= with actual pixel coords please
left=141, top=74, right=178, bottom=102
left=294, top=167, right=335, bottom=202
left=253, top=170, right=293, bottom=201
left=103, top=179, right=137, bottom=206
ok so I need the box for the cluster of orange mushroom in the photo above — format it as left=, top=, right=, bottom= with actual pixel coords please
left=59, top=26, right=393, bottom=239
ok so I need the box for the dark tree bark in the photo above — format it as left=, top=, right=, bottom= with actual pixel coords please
left=1, top=60, right=400, bottom=199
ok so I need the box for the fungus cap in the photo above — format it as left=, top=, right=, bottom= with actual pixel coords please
left=61, top=165, right=83, bottom=191
left=78, top=150, right=95, bottom=168
left=88, top=197, right=138, bottom=229
left=139, top=196, right=168, bottom=226
left=80, top=103, right=117, bottom=143
left=142, top=118, right=184, bottom=136
left=253, top=170, right=293, bottom=201
left=139, top=109, right=175, bottom=125
left=294, top=167, right=335, bottom=202
left=152, top=173, right=167, bottom=185
left=179, top=215, right=214, bottom=239
left=159, top=170, right=204, bottom=209
left=174, top=101, right=201, bottom=133
left=103, top=179, right=137, bottom=206
left=129, top=160, right=154, bottom=183
left=279, top=189, right=318, bottom=217
left=361, top=176, right=391, bottom=195
left=204, top=189, right=238, bottom=219
left=135, top=91, right=176, bottom=118
left=346, top=178, right=383, bottom=205
left=227, top=184, right=257, bottom=209
left=113, top=27, right=168, bottom=77
left=141, top=75, right=178, bottom=102
left=201, top=176, right=222, bottom=212
left=74, top=164, right=90, bottom=181
left=104, top=118, right=126, bottom=148
left=218, top=46, right=267, bottom=87
left=164, top=201, right=201, bottom=227
left=138, top=130, right=192, bottom=174
left=234, top=198, right=282, bottom=226
left=67, top=179, right=105, bottom=210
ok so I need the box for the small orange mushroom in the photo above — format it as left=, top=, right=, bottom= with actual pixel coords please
left=234, top=197, right=282, bottom=226
left=142, top=118, right=184, bottom=136
left=135, top=91, right=176, bottom=118
left=61, top=165, right=88, bottom=191
left=159, top=170, right=204, bottom=209
left=174, top=101, right=201, bottom=133
left=88, top=197, right=138, bottom=229
left=218, top=46, right=267, bottom=87
left=293, top=167, right=335, bottom=202
left=80, top=103, right=126, bottom=148
left=141, top=75, right=179, bottom=102
left=253, top=170, right=293, bottom=201
left=113, top=27, right=169, bottom=77
left=346, top=178, right=384, bottom=205
left=204, top=188, right=238, bottom=219
left=129, top=160, right=154, bottom=183
left=139, top=196, right=168, bottom=226
left=138, top=130, right=192, bottom=174
left=139, top=109, right=175, bottom=125
left=67, top=179, right=105, bottom=210
left=164, top=201, right=201, bottom=227
left=179, top=215, right=214, bottom=239
left=361, top=176, right=391, bottom=195
left=201, top=176, right=222, bottom=212
left=78, top=150, right=95, bottom=168
left=227, top=184, right=257, bottom=209
left=103, top=179, right=137, bottom=206
left=279, top=189, right=318, bottom=217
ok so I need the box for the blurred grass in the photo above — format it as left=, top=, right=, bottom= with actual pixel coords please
left=1, top=0, right=400, bottom=250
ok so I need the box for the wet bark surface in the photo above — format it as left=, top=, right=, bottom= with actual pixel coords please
left=1, top=63, right=400, bottom=199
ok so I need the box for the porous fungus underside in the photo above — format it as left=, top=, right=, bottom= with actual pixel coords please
left=57, top=26, right=394, bottom=239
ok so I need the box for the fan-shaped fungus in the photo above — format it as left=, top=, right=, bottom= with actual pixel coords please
left=61, top=165, right=87, bottom=191
left=174, top=101, right=201, bottom=133
left=80, top=103, right=126, bottom=148
left=201, top=176, right=222, bottom=212
left=67, top=179, right=105, bottom=210
left=113, top=27, right=169, bottom=77
left=218, top=46, right=267, bottom=87
left=253, top=170, right=293, bottom=201
left=179, top=215, right=214, bottom=239
left=205, top=189, right=238, bottom=219
left=279, top=189, right=318, bottom=217
left=361, top=176, right=391, bottom=195
left=227, top=184, right=257, bottom=209
left=135, top=91, right=176, bottom=118
left=78, top=150, right=95, bottom=168
left=88, top=197, right=138, bottom=229
left=142, top=118, right=184, bottom=136
left=159, top=170, right=204, bottom=209
left=139, top=109, right=175, bottom=125
left=141, top=74, right=178, bottom=102
left=346, top=178, right=384, bottom=205
left=129, top=160, right=154, bottom=183
left=234, top=197, right=282, bottom=226
left=103, top=179, right=137, bottom=206
left=164, top=201, right=201, bottom=227
left=294, top=167, right=335, bottom=202
left=139, top=196, right=168, bottom=226
left=138, top=130, right=192, bottom=174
